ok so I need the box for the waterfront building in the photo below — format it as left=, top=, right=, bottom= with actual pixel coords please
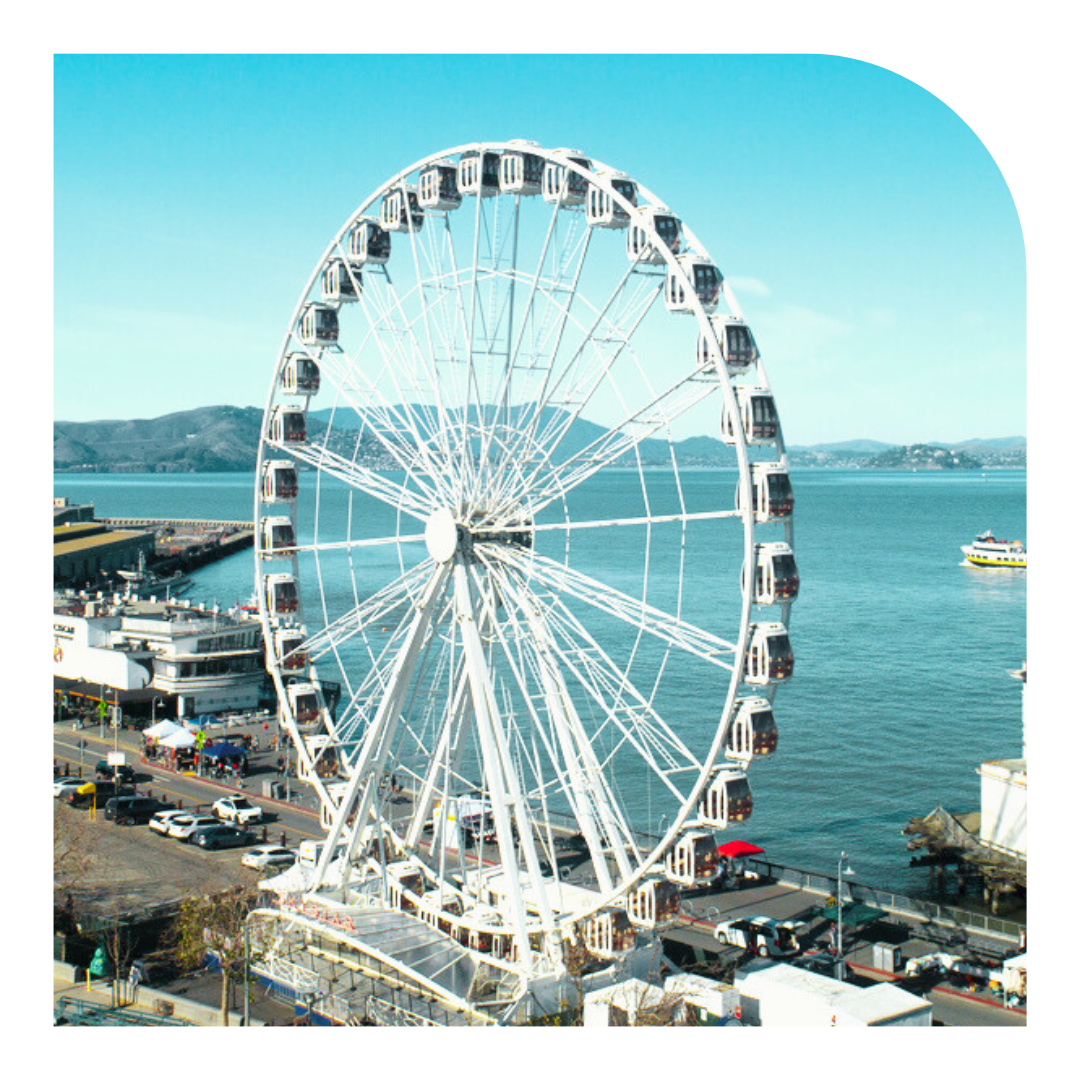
left=53, top=591, right=266, bottom=719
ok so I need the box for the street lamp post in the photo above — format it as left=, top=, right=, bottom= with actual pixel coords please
left=836, top=851, right=855, bottom=981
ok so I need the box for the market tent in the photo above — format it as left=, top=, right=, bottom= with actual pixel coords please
left=811, top=902, right=888, bottom=928
left=144, top=719, right=182, bottom=740
left=201, top=741, right=246, bottom=759
left=160, top=728, right=197, bottom=749
left=717, top=840, right=765, bottom=858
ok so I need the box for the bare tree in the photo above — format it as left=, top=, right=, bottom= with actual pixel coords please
left=169, top=884, right=260, bottom=1026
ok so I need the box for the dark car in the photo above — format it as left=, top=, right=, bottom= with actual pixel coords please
left=95, top=761, right=136, bottom=783
left=64, top=780, right=135, bottom=808
left=104, top=795, right=173, bottom=825
left=190, top=824, right=254, bottom=851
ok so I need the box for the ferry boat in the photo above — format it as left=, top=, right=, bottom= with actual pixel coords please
left=961, top=531, right=1027, bottom=569
left=117, top=551, right=193, bottom=596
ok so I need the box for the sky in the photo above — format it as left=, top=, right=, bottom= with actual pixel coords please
left=53, top=53, right=1025, bottom=446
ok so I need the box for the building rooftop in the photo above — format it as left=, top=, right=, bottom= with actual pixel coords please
left=54, top=530, right=150, bottom=556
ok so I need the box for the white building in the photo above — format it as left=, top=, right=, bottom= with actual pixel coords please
left=735, top=960, right=932, bottom=1026
left=978, top=759, right=1027, bottom=858
left=53, top=592, right=266, bottom=718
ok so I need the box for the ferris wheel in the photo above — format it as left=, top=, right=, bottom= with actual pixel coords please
left=254, top=140, right=797, bottom=993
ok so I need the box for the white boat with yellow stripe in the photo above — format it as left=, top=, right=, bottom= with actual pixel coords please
left=961, top=530, right=1026, bottom=569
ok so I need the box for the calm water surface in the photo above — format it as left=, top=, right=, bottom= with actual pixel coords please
left=54, top=468, right=1026, bottom=896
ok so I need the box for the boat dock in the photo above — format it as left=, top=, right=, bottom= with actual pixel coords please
left=98, top=518, right=254, bottom=577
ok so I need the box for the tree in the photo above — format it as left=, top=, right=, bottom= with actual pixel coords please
left=169, top=884, right=260, bottom=1026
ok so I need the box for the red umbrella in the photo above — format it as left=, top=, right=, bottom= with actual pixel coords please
left=717, top=840, right=764, bottom=858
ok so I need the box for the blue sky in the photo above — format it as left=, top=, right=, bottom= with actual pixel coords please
left=54, top=54, right=1024, bottom=444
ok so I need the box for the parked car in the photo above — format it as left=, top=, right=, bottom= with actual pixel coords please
left=104, top=795, right=173, bottom=825
left=241, top=845, right=297, bottom=871
left=213, top=796, right=264, bottom=825
left=713, top=916, right=804, bottom=957
left=190, top=824, right=254, bottom=851
left=148, top=809, right=189, bottom=835
left=166, top=813, right=219, bottom=840
left=95, top=760, right=136, bottom=783
left=54, top=776, right=86, bottom=798
left=64, top=780, right=135, bottom=808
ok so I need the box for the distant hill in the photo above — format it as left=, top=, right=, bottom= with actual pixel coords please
left=53, top=406, right=1026, bottom=473
left=866, top=444, right=983, bottom=470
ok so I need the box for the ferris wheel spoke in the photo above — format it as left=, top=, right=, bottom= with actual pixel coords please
left=452, top=557, right=557, bottom=952
left=477, top=207, right=593, bottom=487
left=520, top=368, right=723, bottom=513
left=281, top=439, right=432, bottom=522
left=539, top=595, right=702, bottom=783
left=486, top=552, right=701, bottom=798
left=529, top=508, right=740, bottom=536
left=492, top=546, right=737, bottom=673
left=286, top=531, right=426, bottom=557
left=312, top=561, right=452, bottom=890
left=301, top=559, right=434, bottom=666
left=314, top=345, right=454, bottom=505
left=490, top=269, right=663, bottom=506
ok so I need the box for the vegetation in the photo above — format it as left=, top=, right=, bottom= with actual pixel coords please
left=169, top=883, right=261, bottom=1026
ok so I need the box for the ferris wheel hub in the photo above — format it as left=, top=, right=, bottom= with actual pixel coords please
left=425, top=507, right=461, bottom=563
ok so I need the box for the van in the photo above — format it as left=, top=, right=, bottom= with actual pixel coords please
left=104, top=796, right=171, bottom=824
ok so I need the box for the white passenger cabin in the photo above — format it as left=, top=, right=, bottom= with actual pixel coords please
left=586, top=169, right=637, bottom=228
left=665, top=254, right=723, bottom=314
left=626, top=877, right=681, bottom=929
left=298, top=733, right=339, bottom=781
left=298, top=303, right=338, bottom=347
left=665, top=830, right=720, bottom=887
left=260, top=515, right=295, bottom=556
left=273, top=628, right=307, bottom=673
left=261, top=459, right=298, bottom=503
left=418, top=160, right=462, bottom=211
left=380, top=185, right=424, bottom=233
left=627, top=206, right=683, bottom=264
left=748, top=542, right=799, bottom=606
left=348, top=217, right=391, bottom=264
left=542, top=148, right=591, bottom=206
left=280, top=353, right=320, bottom=396
left=721, top=387, right=779, bottom=445
left=698, top=766, right=753, bottom=828
left=321, top=259, right=362, bottom=303
left=264, top=572, right=299, bottom=617
left=697, top=316, right=759, bottom=374
left=584, top=907, right=636, bottom=959
left=499, top=141, right=544, bottom=195
left=726, top=697, right=778, bottom=762
left=744, top=622, right=794, bottom=685
left=458, top=149, right=500, bottom=197
left=286, top=681, right=322, bottom=728
left=737, top=463, right=794, bottom=523
left=269, top=405, right=306, bottom=445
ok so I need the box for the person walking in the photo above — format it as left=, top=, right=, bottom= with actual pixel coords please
left=128, top=961, right=141, bottom=1004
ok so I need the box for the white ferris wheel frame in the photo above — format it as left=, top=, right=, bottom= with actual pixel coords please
left=253, top=139, right=793, bottom=964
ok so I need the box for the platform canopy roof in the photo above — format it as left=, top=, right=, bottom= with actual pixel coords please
left=811, top=902, right=888, bottom=928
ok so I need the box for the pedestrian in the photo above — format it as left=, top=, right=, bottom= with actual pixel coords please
left=128, top=961, right=141, bottom=1003
left=276, top=756, right=285, bottom=775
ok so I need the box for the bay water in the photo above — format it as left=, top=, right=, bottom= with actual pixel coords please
left=54, top=468, right=1026, bottom=899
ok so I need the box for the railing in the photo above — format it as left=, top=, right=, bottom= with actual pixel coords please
left=746, top=858, right=1025, bottom=944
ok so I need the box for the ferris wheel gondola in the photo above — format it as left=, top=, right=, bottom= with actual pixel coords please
left=253, top=140, right=796, bottom=1016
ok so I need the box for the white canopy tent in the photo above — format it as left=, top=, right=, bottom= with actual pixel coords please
left=160, top=727, right=197, bottom=749
left=144, top=719, right=183, bottom=740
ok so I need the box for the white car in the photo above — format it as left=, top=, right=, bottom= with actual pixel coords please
left=241, top=845, right=297, bottom=871
left=54, top=776, right=86, bottom=798
left=148, top=809, right=189, bottom=835
left=167, top=813, right=219, bottom=840
left=713, top=916, right=803, bottom=957
left=213, top=796, right=264, bottom=825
